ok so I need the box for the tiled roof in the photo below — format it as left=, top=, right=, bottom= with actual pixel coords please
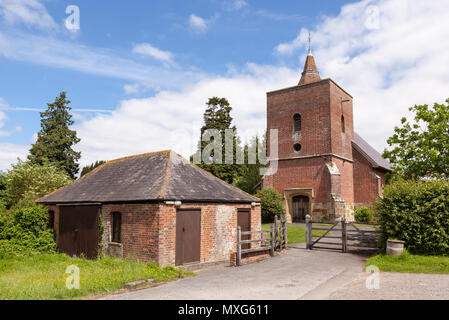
left=37, top=150, right=259, bottom=204
left=352, top=133, right=392, bottom=172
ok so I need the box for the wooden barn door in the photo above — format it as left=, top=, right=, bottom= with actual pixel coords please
left=237, top=209, right=251, bottom=249
left=176, top=210, right=201, bottom=266
left=292, top=196, right=309, bottom=222
left=58, top=205, right=100, bottom=259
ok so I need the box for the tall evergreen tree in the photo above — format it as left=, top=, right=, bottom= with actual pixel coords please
left=28, top=92, right=81, bottom=179
left=192, top=97, right=244, bottom=184
left=235, top=135, right=266, bottom=194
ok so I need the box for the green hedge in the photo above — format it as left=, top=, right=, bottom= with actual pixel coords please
left=376, top=179, right=449, bottom=255
left=0, top=206, right=56, bottom=258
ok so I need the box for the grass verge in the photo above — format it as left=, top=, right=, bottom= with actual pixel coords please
left=262, top=224, right=328, bottom=244
left=366, top=251, right=449, bottom=274
left=0, top=254, right=194, bottom=300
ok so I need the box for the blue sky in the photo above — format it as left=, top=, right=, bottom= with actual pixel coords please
left=1, top=0, right=449, bottom=171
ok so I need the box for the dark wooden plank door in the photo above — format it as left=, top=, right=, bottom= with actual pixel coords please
left=238, top=209, right=251, bottom=250
left=58, top=205, right=100, bottom=259
left=176, top=210, right=201, bottom=266
left=292, top=196, right=309, bottom=222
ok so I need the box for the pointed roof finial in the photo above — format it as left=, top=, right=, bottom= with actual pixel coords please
left=308, top=31, right=312, bottom=56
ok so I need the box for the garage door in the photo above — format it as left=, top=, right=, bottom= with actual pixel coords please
left=176, top=210, right=201, bottom=266
left=58, top=205, right=100, bottom=259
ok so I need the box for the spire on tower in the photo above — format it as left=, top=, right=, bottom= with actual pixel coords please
left=298, top=31, right=321, bottom=86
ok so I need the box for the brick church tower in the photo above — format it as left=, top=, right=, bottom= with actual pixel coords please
left=263, top=45, right=392, bottom=223
left=263, top=47, right=356, bottom=222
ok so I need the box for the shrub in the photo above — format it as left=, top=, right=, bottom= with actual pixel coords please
left=2, top=160, right=72, bottom=209
left=376, top=178, right=449, bottom=255
left=0, top=205, right=56, bottom=258
left=354, top=207, right=373, bottom=223
left=256, top=187, right=284, bottom=222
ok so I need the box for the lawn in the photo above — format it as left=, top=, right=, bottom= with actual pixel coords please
left=0, top=254, right=193, bottom=300
left=366, top=251, right=449, bottom=274
left=262, top=223, right=328, bottom=244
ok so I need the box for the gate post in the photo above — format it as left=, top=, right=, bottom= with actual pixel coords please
left=306, top=214, right=312, bottom=250
left=270, top=224, right=275, bottom=257
left=341, top=217, right=347, bottom=253
left=274, top=216, right=279, bottom=251
left=237, top=226, right=242, bottom=266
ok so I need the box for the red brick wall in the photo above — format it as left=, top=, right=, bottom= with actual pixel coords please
left=100, top=202, right=261, bottom=267
left=102, top=204, right=160, bottom=261
left=352, top=148, right=387, bottom=206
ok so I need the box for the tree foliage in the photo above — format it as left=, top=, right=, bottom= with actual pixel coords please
left=235, top=135, right=266, bottom=194
left=80, top=160, right=106, bottom=177
left=256, top=187, right=284, bottom=222
left=383, top=99, right=449, bottom=179
left=2, top=160, right=72, bottom=209
left=192, top=97, right=244, bottom=184
left=28, top=91, right=81, bottom=179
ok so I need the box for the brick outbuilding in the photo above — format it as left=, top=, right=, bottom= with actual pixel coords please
left=263, top=49, right=392, bottom=222
left=37, top=150, right=261, bottom=266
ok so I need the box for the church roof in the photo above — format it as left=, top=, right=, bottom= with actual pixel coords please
left=352, top=133, right=392, bottom=172
left=37, top=150, right=259, bottom=204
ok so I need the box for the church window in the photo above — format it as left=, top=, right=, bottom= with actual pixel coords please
left=294, top=114, right=301, bottom=132
left=341, top=115, right=345, bottom=133
left=294, top=143, right=302, bottom=152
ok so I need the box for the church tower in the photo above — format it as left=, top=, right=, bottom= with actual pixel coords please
left=263, top=45, right=355, bottom=222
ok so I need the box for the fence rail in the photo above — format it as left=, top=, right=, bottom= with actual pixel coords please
left=306, top=215, right=380, bottom=253
left=236, top=215, right=287, bottom=266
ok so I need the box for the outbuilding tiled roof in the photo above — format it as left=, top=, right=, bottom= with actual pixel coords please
left=352, top=133, right=392, bottom=172
left=37, top=150, right=259, bottom=204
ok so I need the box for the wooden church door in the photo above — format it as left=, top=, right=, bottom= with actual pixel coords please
left=292, top=196, right=309, bottom=222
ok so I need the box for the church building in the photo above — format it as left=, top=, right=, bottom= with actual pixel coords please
left=262, top=46, right=392, bottom=222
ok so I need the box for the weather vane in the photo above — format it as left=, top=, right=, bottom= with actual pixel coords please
left=308, top=31, right=312, bottom=55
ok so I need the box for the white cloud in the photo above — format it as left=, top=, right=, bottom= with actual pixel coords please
left=0, top=0, right=56, bottom=30
left=223, top=0, right=248, bottom=11
left=132, top=43, right=175, bottom=67
left=74, top=64, right=297, bottom=168
left=189, top=14, right=210, bottom=32
left=0, top=143, right=28, bottom=171
left=0, top=30, right=203, bottom=90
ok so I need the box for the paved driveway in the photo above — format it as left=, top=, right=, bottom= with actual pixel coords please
left=104, top=244, right=367, bottom=300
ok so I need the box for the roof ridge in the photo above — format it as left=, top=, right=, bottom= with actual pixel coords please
left=157, top=151, right=174, bottom=199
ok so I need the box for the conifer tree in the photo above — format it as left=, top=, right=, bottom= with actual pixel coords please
left=28, top=92, right=81, bottom=179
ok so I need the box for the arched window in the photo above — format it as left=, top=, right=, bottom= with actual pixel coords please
left=294, top=114, right=301, bottom=132
left=341, top=115, right=345, bottom=133
left=112, top=212, right=122, bottom=243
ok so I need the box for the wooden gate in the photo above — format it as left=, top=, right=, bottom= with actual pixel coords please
left=58, top=205, right=100, bottom=259
left=292, top=195, right=309, bottom=222
left=305, top=215, right=380, bottom=253
left=176, top=210, right=201, bottom=266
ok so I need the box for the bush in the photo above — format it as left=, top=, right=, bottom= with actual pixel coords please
left=354, top=207, right=373, bottom=223
left=256, top=187, right=284, bottom=222
left=2, top=160, right=72, bottom=209
left=0, top=206, right=56, bottom=258
left=376, top=178, right=449, bottom=255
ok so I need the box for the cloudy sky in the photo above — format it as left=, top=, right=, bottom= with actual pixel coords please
left=0, top=0, right=448, bottom=172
